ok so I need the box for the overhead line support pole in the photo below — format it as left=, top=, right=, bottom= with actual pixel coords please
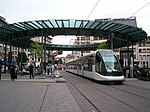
left=41, top=30, right=44, bottom=74
left=111, top=32, right=114, bottom=50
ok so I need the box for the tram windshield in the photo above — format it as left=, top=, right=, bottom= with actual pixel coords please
left=99, top=50, right=122, bottom=72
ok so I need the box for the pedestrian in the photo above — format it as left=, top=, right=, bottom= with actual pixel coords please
left=29, top=63, right=34, bottom=79
left=10, top=64, right=16, bottom=81
left=15, top=65, right=19, bottom=79
left=0, top=60, right=2, bottom=80
left=46, top=64, right=50, bottom=75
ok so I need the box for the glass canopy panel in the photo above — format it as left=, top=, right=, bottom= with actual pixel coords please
left=32, top=21, right=43, bottom=29
left=120, top=27, right=134, bottom=33
left=22, top=22, right=34, bottom=30
left=128, top=29, right=139, bottom=35
left=114, top=25, right=129, bottom=32
left=10, top=25, right=21, bottom=31
left=56, top=20, right=62, bottom=27
left=95, top=22, right=105, bottom=29
left=27, top=22, right=39, bottom=29
left=69, top=19, right=76, bottom=28
left=63, top=20, right=69, bottom=28
left=75, top=20, right=82, bottom=28
left=101, top=22, right=113, bottom=29
left=129, top=31, right=141, bottom=35
left=82, top=20, right=89, bottom=28
left=109, top=24, right=123, bottom=31
left=103, top=23, right=117, bottom=30
left=85, top=20, right=94, bottom=28
left=14, top=23, right=28, bottom=30
left=49, top=19, right=59, bottom=28
left=90, top=22, right=100, bottom=29
left=44, top=20, right=54, bottom=28
left=13, top=24, right=27, bottom=30
left=38, top=21, right=48, bottom=28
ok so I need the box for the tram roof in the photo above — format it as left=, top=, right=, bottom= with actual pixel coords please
left=0, top=19, right=147, bottom=49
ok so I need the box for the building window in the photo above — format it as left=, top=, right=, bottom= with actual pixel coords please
left=81, top=42, right=87, bottom=45
left=83, top=51, right=90, bottom=53
left=81, top=37, right=86, bottom=40
left=86, top=37, right=90, bottom=40
left=0, top=46, right=2, bottom=50
left=94, top=37, right=100, bottom=40
left=147, top=49, right=150, bottom=53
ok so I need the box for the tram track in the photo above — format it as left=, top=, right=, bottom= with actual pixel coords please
left=86, top=83, right=144, bottom=112
left=109, top=85, right=150, bottom=100
left=62, top=71, right=150, bottom=112
left=65, top=78, right=101, bottom=112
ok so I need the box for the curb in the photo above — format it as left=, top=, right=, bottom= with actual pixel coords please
left=1, top=78, right=66, bottom=83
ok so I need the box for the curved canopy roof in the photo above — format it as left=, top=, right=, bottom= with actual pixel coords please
left=0, top=19, right=147, bottom=49
left=46, top=43, right=99, bottom=51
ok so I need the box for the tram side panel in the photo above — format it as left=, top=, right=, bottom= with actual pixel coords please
left=66, top=49, right=124, bottom=83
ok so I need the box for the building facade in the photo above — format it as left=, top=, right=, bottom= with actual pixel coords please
left=70, top=17, right=149, bottom=68
left=137, top=36, right=150, bottom=67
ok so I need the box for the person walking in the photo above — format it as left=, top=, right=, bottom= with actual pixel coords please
left=10, top=64, right=16, bottom=81
left=46, top=64, right=50, bottom=75
left=15, top=64, right=18, bottom=79
left=0, top=60, right=2, bottom=80
left=29, top=63, right=34, bottom=79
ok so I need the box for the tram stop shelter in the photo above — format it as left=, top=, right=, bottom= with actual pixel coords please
left=0, top=19, right=147, bottom=49
left=0, top=19, right=147, bottom=69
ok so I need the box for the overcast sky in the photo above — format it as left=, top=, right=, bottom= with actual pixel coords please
left=0, top=0, right=150, bottom=56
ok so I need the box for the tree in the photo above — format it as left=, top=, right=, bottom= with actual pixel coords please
left=17, top=52, right=28, bottom=63
left=29, top=41, right=41, bottom=60
left=97, top=42, right=107, bottom=49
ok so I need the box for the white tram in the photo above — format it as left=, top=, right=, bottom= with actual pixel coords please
left=66, top=49, right=124, bottom=84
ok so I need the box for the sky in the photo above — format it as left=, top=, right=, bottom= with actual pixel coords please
left=0, top=0, right=150, bottom=56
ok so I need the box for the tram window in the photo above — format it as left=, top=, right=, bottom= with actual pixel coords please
left=83, top=64, right=88, bottom=71
left=95, top=52, right=106, bottom=75
left=83, top=57, right=93, bottom=71
left=78, top=65, right=82, bottom=70
left=74, top=66, right=77, bottom=70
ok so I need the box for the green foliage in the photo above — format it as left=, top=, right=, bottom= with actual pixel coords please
left=17, top=52, right=28, bottom=63
left=97, top=42, right=107, bottom=49
left=54, top=58, right=63, bottom=64
left=29, top=41, right=41, bottom=57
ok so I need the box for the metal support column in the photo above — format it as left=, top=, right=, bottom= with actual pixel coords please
left=41, top=30, right=44, bottom=74
left=130, top=36, right=134, bottom=78
left=4, top=41, right=7, bottom=73
left=81, top=51, right=83, bottom=56
left=44, top=36, right=46, bottom=75
left=9, top=37, right=12, bottom=68
left=111, top=32, right=114, bottom=50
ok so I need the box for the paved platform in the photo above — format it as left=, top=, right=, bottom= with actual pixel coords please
left=0, top=72, right=83, bottom=112
left=0, top=83, right=82, bottom=112
left=0, top=72, right=65, bottom=83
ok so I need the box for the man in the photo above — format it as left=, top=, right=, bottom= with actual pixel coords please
left=29, top=63, right=34, bottom=79
left=10, top=64, right=16, bottom=81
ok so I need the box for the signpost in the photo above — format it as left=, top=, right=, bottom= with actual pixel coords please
left=53, top=52, right=58, bottom=57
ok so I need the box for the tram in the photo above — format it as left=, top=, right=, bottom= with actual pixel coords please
left=66, top=49, right=124, bottom=84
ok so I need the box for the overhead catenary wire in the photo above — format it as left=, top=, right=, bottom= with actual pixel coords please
left=130, top=1, right=150, bottom=16
left=86, top=0, right=101, bottom=19
left=119, top=1, right=150, bottom=25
